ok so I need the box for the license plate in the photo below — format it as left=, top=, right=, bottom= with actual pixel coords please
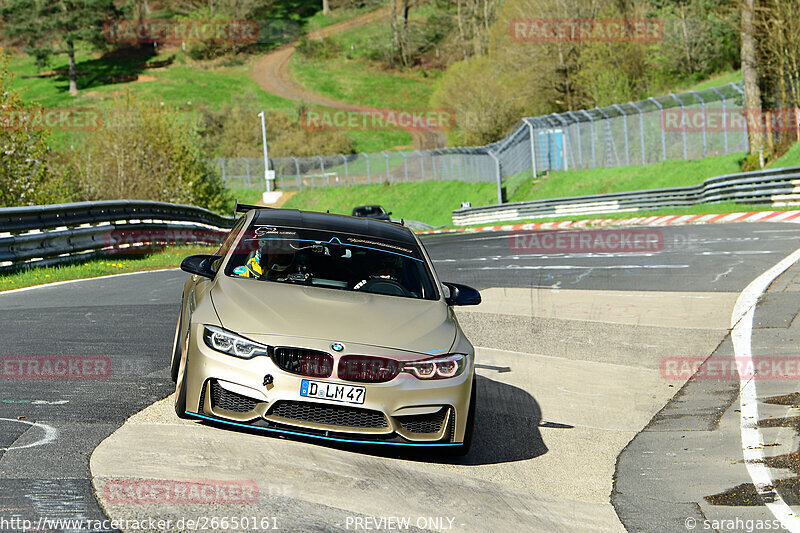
left=300, top=379, right=365, bottom=405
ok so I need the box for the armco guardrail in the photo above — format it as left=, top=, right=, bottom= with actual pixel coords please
left=452, top=166, right=800, bottom=226
left=0, top=200, right=235, bottom=271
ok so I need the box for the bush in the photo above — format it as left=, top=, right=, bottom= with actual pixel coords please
left=296, top=37, right=341, bottom=60
left=198, top=95, right=355, bottom=158
left=0, top=51, right=64, bottom=207
left=73, top=93, right=229, bottom=213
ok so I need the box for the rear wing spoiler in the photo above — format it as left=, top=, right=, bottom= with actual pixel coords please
left=233, top=201, right=270, bottom=216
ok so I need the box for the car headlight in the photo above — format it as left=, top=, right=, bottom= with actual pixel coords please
left=403, top=354, right=467, bottom=380
left=202, top=325, right=270, bottom=359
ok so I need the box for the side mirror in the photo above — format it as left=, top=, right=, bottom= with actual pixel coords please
left=443, top=282, right=481, bottom=306
left=181, top=254, right=218, bottom=279
left=387, top=211, right=393, bottom=216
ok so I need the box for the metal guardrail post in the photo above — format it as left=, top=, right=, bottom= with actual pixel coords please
left=670, top=94, right=689, bottom=160
left=628, top=101, right=646, bottom=165
left=488, top=151, right=502, bottom=204
left=648, top=97, right=668, bottom=161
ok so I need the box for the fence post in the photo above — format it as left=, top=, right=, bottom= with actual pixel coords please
left=488, top=151, right=502, bottom=204
left=670, top=94, right=689, bottom=160
left=400, top=152, right=408, bottom=182
left=629, top=101, right=647, bottom=165
left=243, top=158, right=251, bottom=188
left=612, top=104, right=630, bottom=166
left=552, top=113, right=571, bottom=171
left=580, top=110, right=597, bottom=168
left=711, top=87, right=729, bottom=153
left=339, top=153, right=349, bottom=185
left=690, top=90, right=708, bottom=158
left=648, top=97, right=668, bottom=161
left=291, top=156, right=301, bottom=189
left=595, top=107, right=619, bottom=167
left=414, top=150, right=425, bottom=180
left=566, top=112, right=583, bottom=169
left=360, top=152, right=370, bottom=184
left=381, top=151, right=390, bottom=183
left=431, top=150, right=439, bottom=180
left=220, top=158, right=227, bottom=183
left=317, top=155, right=327, bottom=186
left=523, top=118, right=537, bottom=179
left=728, top=82, right=747, bottom=153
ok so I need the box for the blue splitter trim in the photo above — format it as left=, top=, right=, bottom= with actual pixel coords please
left=185, top=411, right=460, bottom=447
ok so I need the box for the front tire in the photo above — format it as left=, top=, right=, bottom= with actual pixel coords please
left=174, top=330, right=191, bottom=420
left=170, top=305, right=183, bottom=383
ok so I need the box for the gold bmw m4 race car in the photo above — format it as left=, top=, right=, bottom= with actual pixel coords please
left=170, top=205, right=481, bottom=455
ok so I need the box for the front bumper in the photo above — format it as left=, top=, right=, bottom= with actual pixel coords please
left=183, top=324, right=474, bottom=446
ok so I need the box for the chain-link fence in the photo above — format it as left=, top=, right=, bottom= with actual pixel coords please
left=214, top=82, right=752, bottom=201
left=211, top=150, right=497, bottom=190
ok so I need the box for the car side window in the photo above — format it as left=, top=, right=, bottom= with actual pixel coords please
left=212, top=217, right=246, bottom=271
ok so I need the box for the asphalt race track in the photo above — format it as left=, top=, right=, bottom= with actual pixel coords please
left=1, top=222, right=800, bottom=532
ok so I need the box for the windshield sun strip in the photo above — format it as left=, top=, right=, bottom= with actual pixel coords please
left=240, top=237, right=425, bottom=263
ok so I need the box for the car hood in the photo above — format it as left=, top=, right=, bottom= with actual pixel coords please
left=210, top=276, right=456, bottom=354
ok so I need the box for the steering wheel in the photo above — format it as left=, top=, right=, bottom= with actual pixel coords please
left=355, top=277, right=411, bottom=297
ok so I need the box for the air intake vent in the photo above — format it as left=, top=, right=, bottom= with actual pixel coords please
left=269, top=400, right=388, bottom=428
left=397, top=408, right=449, bottom=434
left=211, top=381, right=259, bottom=413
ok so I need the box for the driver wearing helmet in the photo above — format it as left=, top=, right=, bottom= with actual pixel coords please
left=234, top=239, right=295, bottom=279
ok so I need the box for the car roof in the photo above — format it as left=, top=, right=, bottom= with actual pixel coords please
left=252, top=209, right=415, bottom=245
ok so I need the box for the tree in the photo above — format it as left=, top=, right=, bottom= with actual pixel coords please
left=0, top=0, right=119, bottom=95
left=741, top=0, right=765, bottom=155
left=0, top=51, right=74, bottom=207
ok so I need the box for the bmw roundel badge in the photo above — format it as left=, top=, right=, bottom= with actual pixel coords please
left=331, top=343, right=345, bottom=352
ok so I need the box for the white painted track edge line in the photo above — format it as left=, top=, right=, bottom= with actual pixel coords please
left=0, top=268, right=180, bottom=296
left=732, top=246, right=800, bottom=530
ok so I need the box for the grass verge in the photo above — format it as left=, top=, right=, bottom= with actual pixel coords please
left=507, top=153, right=745, bottom=202
left=282, top=181, right=497, bottom=226
left=0, top=245, right=216, bottom=292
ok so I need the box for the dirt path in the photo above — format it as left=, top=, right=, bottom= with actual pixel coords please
left=251, top=9, right=446, bottom=151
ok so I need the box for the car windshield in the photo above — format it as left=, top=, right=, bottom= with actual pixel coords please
left=225, top=222, right=438, bottom=300
left=354, top=206, right=383, bottom=216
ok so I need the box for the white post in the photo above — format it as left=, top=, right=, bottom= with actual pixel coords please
left=257, top=111, right=272, bottom=192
